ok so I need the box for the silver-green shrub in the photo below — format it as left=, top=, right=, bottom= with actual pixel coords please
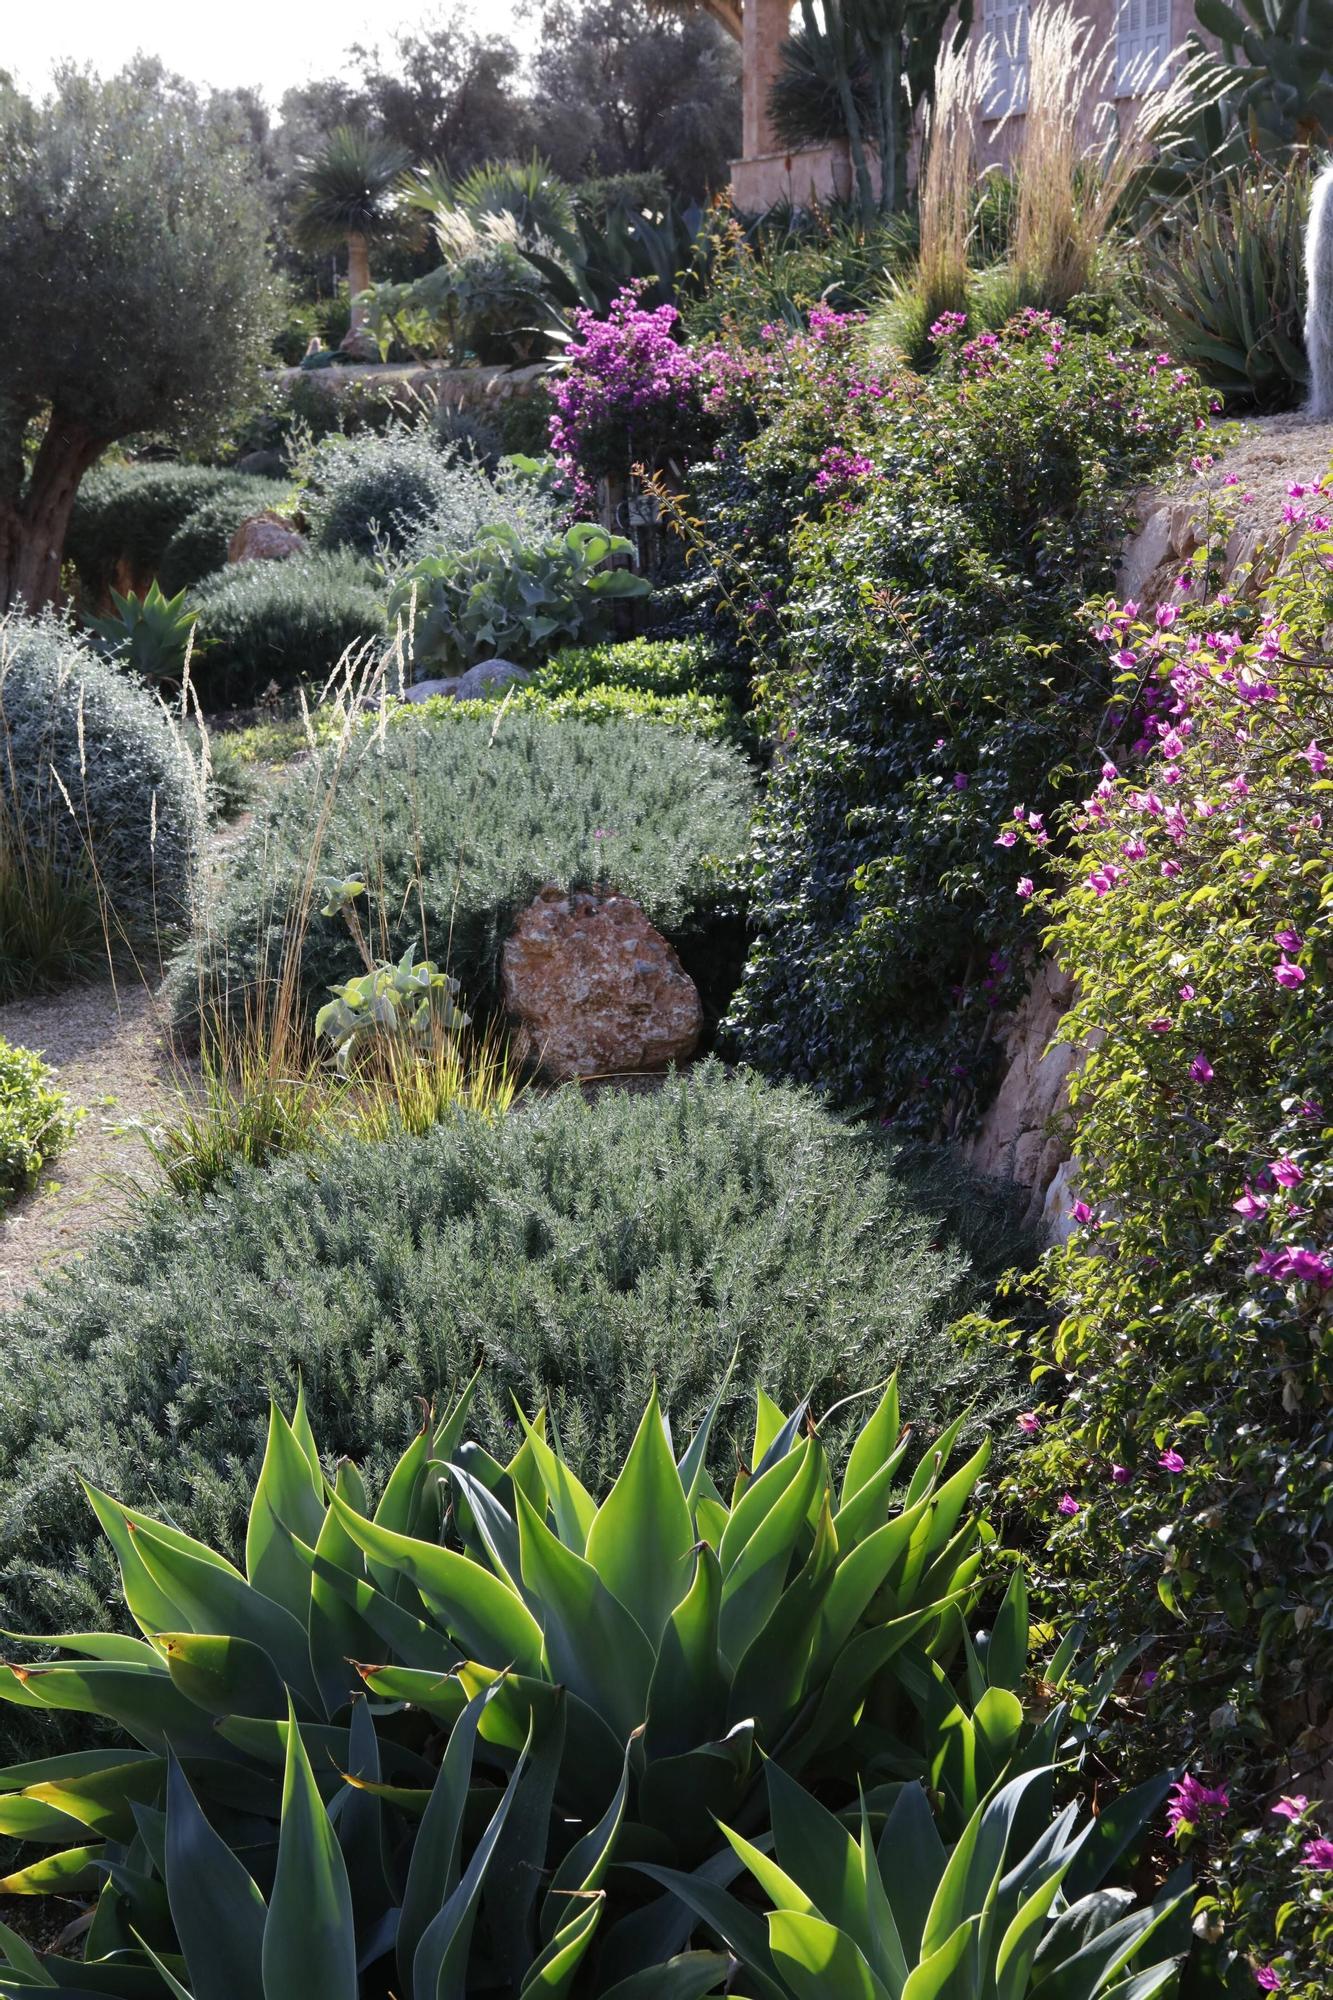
left=0, top=617, right=201, bottom=932
left=303, top=428, right=559, bottom=561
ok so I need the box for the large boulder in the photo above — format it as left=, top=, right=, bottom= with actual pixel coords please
left=227, top=511, right=307, bottom=566
left=400, top=659, right=530, bottom=705
left=502, top=884, right=702, bottom=1081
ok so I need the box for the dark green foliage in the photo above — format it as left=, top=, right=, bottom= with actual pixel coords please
left=66, top=462, right=237, bottom=601
left=172, top=712, right=753, bottom=1033
left=0, top=65, right=281, bottom=610
left=1141, top=161, right=1309, bottom=410
left=0, top=1037, right=75, bottom=1205
left=715, top=320, right=1210, bottom=1130
left=1189, top=0, right=1333, bottom=157
left=158, top=476, right=292, bottom=591
left=189, top=551, right=387, bottom=705
left=0, top=619, right=201, bottom=941
left=1, top=1065, right=1016, bottom=1647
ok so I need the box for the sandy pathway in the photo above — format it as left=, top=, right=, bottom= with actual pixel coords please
left=0, top=979, right=181, bottom=1314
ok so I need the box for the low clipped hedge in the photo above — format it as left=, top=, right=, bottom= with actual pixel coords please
left=66, top=462, right=280, bottom=600
left=157, top=477, right=291, bottom=593
left=172, top=711, right=754, bottom=1035
left=2, top=1064, right=1015, bottom=1644
left=189, top=551, right=387, bottom=705
left=0, top=619, right=201, bottom=936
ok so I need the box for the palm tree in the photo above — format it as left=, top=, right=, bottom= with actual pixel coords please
left=293, top=126, right=412, bottom=331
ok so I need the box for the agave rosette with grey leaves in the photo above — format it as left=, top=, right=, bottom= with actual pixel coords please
left=0, top=1373, right=1166, bottom=1998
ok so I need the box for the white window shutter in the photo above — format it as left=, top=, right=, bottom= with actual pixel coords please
left=982, top=0, right=1029, bottom=116
left=1116, top=0, right=1171, bottom=96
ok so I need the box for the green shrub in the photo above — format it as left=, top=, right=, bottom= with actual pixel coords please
left=419, top=637, right=746, bottom=742
left=189, top=551, right=387, bottom=706
left=0, top=1038, right=76, bottom=1205
left=988, top=496, right=1333, bottom=1995
left=540, top=635, right=735, bottom=701
left=716, top=314, right=1211, bottom=1129
left=173, top=712, right=752, bottom=1036
left=65, top=463, right=276, bottom=601
left=304, top=428, right=558, bottom=560
left=395, top=522, right=650, bottom=676
left=0, top=1382, right=1168, bottom=2000
left=440, top=684, right=736, bottom=740
left=0, top=618, right=201, bottom=942
left=157, top=475, right=291, bottom=592
left=1141, top=160, right=1310, bottom=411
left=1, top=1065, right=1015, bottom=1645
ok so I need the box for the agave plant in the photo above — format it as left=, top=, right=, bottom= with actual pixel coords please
left=651, top=1758, right=1187, bottom=2000
left=86, top=579, right=197, bottom=685
left=0, top=1374, right=1019, bottom=1995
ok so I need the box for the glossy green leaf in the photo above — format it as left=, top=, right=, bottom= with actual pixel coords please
left=246, top=1404, right=327, bottom=1620
left=157, top=1632, right=289, bottom=1720
left=514, top=1485, right=655, bottom=1739
left=767, top=1911, right=892, bottom=2000
left=643, top=1546, right=727, bottom=1761
left=165, top=1755, right=266, bottom=2000
left=840, top=1376, right=901, bottom=1511
left=585, top=1386, right=695, bottom=1645
left=262, top=1695, right=356, bottom=2000
left=598, top=1951, right=734, bottom=1999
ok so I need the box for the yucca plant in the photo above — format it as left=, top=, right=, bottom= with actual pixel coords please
left=0, top=1375, right=1017, bottom=1995
left=656, top=1758, right=1188, bottom=2000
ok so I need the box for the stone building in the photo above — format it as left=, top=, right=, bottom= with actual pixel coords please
left=723, top=0, right=1190, bottom=209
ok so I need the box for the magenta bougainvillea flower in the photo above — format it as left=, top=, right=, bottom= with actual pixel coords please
left=1271, top=1795, right=1309, bottom=1822
left=1253, top=1966, right=1282, bottom=1991
left=1158, top=1448, right=1186, bottom=1472
left=1017, top=1411, right=1041, bottom=1433
left=1300, top=1838, right=1333, bottom=1871
left=1166, top=1772, right=1230, bottom=1838
left=1057, top=1492, right=1080, bottom=1517
left=1189, top=1053, right=1215, bottom=1083
left=1274, top=956, right=1306, bottom=988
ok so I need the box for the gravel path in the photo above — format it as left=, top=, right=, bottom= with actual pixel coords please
left=0, top=978, right=181, bottom=1314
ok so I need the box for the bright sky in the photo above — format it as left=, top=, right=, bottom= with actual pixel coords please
left=6, top=0, right=533, bottom=104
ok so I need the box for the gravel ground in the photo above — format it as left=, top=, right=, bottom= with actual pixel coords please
left=1189, top=409, right=1333, bottom=539
left=0, top=978, right=182, bottom=1314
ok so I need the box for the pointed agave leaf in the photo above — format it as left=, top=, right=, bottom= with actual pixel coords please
left=483, top=1691, right=568, bottom=1986
left=307, top=1540, right=458, bottom=1675
left=729, top=1494, right=839, bottom=1733
left=1099, top=1962, right=1184, bottom=2000
left=719, top=1438, right=826, bottom=1663
left=634, top=1862, right=785, bottom=1998
left=643, top=1547, right=727, bottom=1761
left=764, top=1760, right=869, bottom=1944
left=411, top=1727, right=531, bottom=2000
left=1033, top=1887, right=1188, bottom=2000
left=337, top=1694, right=395, bottom=1932
left=0, top=1916, right=52, bottom=1983
left=767, top=1911, right=893, bottom=2000
left=328, top=1490, right=544, bottom=1675
left=1060, top=1772, right=1178, bottom=1903
left=922, top=1768, right=1053, bottom=1960
left=0, top=1846, right=103, bottom=1895
left=878, top=1785, right=947, bottom=1963
left=129, top=1521, right=321, bottom=1712
left=676, top=1352, right=739, bottom=1508
left=446, top=1461, right=524, bottom=1594
left=585, top=1387, right=695, bottom=1645
left=165, top=1756, right=266, bottom=2000
left=308, top=1462, right=385, bottom=1714
left=898, top=1918, right=977, bottom=2000
left=539, top=1742, right=631, bottom=1947
left=157, top=1632, right=289, bottom=1720
left=984, top=1573, right=1029, bottom=1692
left=262, top=1696, right=356, bottom=2000
left=520, top=1894, right=605, bottom=1998
left=840, top=1376, right=901, bottom=1511
left=514, top=1486, right=656, bottom=1739
left=246, top=1404, right=328, bottom=1619
left=12, top=1662, right=221, bottom=1758
left=717, top=1824, right=816, bottom=1920
left=397, top=1687, right=488, bottom=1990
left=513, top=1409, right=598, bottom=1553
left=18, top=1757, right=167, bottom=1841
left=597, top=1949, right=734, bottom=1998
left=994, top=1856, right=1074, bottom=2000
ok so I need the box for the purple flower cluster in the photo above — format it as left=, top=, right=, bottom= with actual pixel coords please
left=548, top=286, right=707, bottom=500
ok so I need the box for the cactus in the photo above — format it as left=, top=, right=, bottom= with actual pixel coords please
left=1305, top=160, right=1333, bottom=420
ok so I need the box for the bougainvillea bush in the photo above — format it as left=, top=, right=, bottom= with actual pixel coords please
left=995, top=492, right=1333, bottom=1995
left=718, top=314, right=1212, bottom=1130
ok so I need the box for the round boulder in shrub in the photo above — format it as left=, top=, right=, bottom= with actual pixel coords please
left=172, top=711, right=755, bottom=1034
left=157, top=478, right=291, bottom=593
left=0, top=1064, right=1011, bottom=1642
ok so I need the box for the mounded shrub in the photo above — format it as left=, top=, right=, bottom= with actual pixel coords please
left=65, top=462, right=278, bottom=600
left=157, top=475, right=291, bottom=593
left=305, top=428, right=559, bottom=560
left=172, top=710, right=754, bottom=1034
left=1, top=1063, right=1015, bottom=1642
left=189, top=551, right=387, bottom=705
left=0, top=618, right=201, bottom=936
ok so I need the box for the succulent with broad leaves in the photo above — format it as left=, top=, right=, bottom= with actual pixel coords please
left=0, top=1376, right=1176, bottom=1998
left=315, top=944, right=471, bottom=1072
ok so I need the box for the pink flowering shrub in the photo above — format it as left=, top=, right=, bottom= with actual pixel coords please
left=547, top=286, right=717, bottom=500
left=997, top=493, right=1333, bottom=1994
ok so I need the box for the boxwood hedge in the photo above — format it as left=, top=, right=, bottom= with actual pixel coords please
left=1, top=1064, right=1016, bottom=1647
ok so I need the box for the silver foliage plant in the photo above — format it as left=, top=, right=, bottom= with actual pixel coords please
left=1305, top=160, right=1333, bottom=420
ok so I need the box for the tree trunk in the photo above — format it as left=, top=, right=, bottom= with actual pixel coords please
left=347, top=231, right=372, bottom=329
left=0, top=411, right=103, bottom=614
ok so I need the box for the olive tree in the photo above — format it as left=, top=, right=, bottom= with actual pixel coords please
left=0, top=64, right=282, bottom=612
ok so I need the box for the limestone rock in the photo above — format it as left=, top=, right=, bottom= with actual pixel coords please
left=227, top=512, right=307, bottom=566
left=338, top=325, right=381, bottom=363
left=963, top=961, right=1080, bottom=1236
left=454, top=658, right=530, bottom=700
left=502, top=885, right=702, bottom=1080
left=401, top=660, right=531, bottom=705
